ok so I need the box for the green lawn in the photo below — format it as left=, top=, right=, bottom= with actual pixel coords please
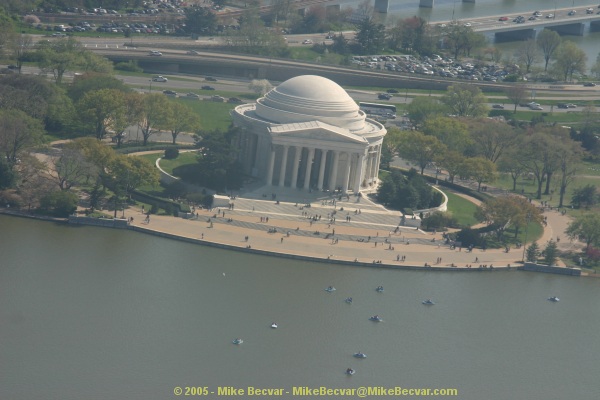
left=175, top=99, right=236, bottom=131
left=445, top=191, right=479, bottom=228
left=157, top=151, right=199, bottom=175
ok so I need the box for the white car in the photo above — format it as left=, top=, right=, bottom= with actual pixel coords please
left=529, top=104, right=543, bottom=110
left=302, top=39, right=313, bottom=44
left=152, top=76, right=168, bottom=82
left=149, top=50, right=162, bottom=56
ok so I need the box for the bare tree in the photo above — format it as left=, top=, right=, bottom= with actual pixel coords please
left=515, top=38, right=541, bottom=73
left=505, top=85, right=527, bottom=113
left=536, top=29, right=561, bottom=72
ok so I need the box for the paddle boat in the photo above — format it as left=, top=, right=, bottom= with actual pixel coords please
left=422, top=299, right=435, bottom=305
left=369, top=315, right=383, bottom=322
left=353, top=352, right=367, bottom=359
left=271, top=322, right=278, bottom=329
left=346, top=368, right=355, bottom=375
left=547, top=296, right=560, bottom=302
left=345, top=297, right=353, bottom=304
left=232, top=338, right=243, bottom=345
left=325, top=286, right=336, bottom=292
left=376, top=286, right=384, bottom=293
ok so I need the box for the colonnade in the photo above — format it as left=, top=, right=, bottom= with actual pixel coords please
left=263, top=143, right=382, bottom=193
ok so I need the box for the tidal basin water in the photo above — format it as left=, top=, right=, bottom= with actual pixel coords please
left=1, top=215, right=599, bottom=400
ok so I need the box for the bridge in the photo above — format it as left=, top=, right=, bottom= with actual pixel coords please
left=436, top=5, right=600, bottom=41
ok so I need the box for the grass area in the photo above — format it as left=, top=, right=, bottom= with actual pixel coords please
left=156, top=151, right=198, bottom=175
left=445, top=191, right=479, bottom=228
left=174, top=99, right=235, bottom=131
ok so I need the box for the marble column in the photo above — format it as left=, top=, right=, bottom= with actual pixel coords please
left=278, top=145, right=289, bottom=187
left=373, top=144, right=381, bottom=182
left=265, top=147, right=275, bottom=185
left=317, top=149, right=327, bottom=190
left=303, top=147, right=315, bottom=190
left=353, top=153, right=365, bottom=193
left=342, top=153, right=352, bottom=193
left=329, top=150, right=340, bottom=190
left=290, top=146, right=302, bottom=188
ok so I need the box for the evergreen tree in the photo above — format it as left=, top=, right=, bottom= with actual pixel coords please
left=542, top=241, right=558, bottom=266
left=525, top=241, right=540, bottom=262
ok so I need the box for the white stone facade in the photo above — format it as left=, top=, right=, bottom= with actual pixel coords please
left=231, top=75, right=387, bottom=193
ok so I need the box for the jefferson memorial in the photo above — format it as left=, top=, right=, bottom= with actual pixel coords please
left=231, top=75, right=387, bottom=194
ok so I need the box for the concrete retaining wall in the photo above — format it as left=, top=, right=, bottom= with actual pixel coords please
left=68, top=215, right=129, bottom=228
left=522, top=262, right=581, bottom=276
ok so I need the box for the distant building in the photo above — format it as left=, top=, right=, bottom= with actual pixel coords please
left=231, top=75, right=387, bottom=193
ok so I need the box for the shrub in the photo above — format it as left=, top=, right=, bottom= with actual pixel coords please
left=421, top=211, right=458, bottom=231
left=164, top=181, right=188, bottom=198
left=149, top=202, right=159, bottom=214
left=40, top=190, right=78, bottom=217
left=164, top=147, right=179, bottom=159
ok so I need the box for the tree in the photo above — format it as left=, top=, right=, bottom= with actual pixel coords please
left=0, top=109, right=44, bottom=167
left=137, top=94, right=171, bottom=146
left=76, top=89, right=128, bottom=140
left=354, top=17, right=386, bottom=55
left=505, top=85, right=528, bottom=113
left=498, top=149, right=527, bottom=191
left=422, top=117, right=471, bottom=153
left=566, top=213, right=600, bottom=251
left=406, top=97, right=447, bottom=128
left=192, top=129, right=243, bottom=192
left=526, top=241, right=540, bottom=262
left=228, top=8, right=287, bottom=55
left=515, top=39, right=541, bottom=73
left=461, top=157, right=497, bottom=191
left=184, top=7, right=217, bottom=36
left=542, top=240, right=559, bottom=266
left=164, top=102, right=201, bottom=145
left=112, top=92, right=143, bottom=148
left=537, top=29, right=561, bottom=72
left=441, top=84, right=488, bottom=117
left=67, top=74, right=130, bottom=103
left=10, top=33, right=32, bottom=72
left=468, top=118, right=518, bottom=163
left=396, top=131, right=446, bottom=175
left=556, top=136, right=585, bottom=208
left=475, top=196, right=541, bottom=239
left=53, top=147, right=98, bottom=190
left=388, top=16, right=435, bottom=54
left=380, top=126, right=402, bottom=169
left=36, top=37, right=85, bottom=84
left=550, top=41, right=587, bottom=82
left=39, top=190, right=78, bottom=217
left=249, top=79, right=273, bottom=96
left=437, top=150, right=464, bottom=183
left=591, top=53, right=600, bottom=79
left=443, top=21, right=470, bottom=59
left=571, top=185, right=599, bottom=209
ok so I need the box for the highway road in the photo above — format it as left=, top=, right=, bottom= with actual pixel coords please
left=438, top=4, right=600, bottom=31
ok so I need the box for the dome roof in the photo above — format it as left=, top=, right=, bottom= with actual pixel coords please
left=255, top=75, right=366, bottom=131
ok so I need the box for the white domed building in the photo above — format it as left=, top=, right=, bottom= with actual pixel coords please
left=231, top=75, right=387, bottom=193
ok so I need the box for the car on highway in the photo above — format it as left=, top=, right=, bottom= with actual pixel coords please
left=528, top=16, right=538, bottom=21
left=186, top=50, right=200, bottom=55
left=227, top=97, right=243, bottom=104
left=183, top=92, right=200, bottom=99
left=205, top=76, right=217, bottom=81
left=162, top=90, right=177, bottom=97
left=302, top=39, right=313, bottom=44
left=378, top=93, right=392, bottom=100
left=583, top=82, right=596, bottom=87
left=546, top=13, right=554, bottom=18
left=464, top=22, right=472, bottom=27
left=201, top=85, right=215, bottom=90
left=533, top=11, right=542, bottom=17
left=210, top=95, right=225, bottom=102
left=529, top=104, right=543, bottom=110
left=149, top=50, right=162, bottom=56
left=492, top=104, right=505, bottom=109
left=152, top=75, right=168, bottom=82
left=586, top=8, right=594, bottom=14
left=557, top=103, right=577, bottom=108
left=568, top=10, right=576, bottom=16
left=498, top=16, right=509, bottom=21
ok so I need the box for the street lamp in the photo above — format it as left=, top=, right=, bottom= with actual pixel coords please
left=522, top=212, right=532, bottom=262
left=148, top=79, right=153, bottom=93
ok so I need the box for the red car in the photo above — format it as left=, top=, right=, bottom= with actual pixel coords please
left=498, top=16, right=509, bottom=21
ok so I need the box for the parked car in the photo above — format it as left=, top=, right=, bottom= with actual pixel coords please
left=227, top=97, right=243, bottom=103
left=149, top=50, right=162, bottom=56
left=201, top=85, right=215, bottom=90
left=210, top=95, right=225, bottom=102
left=152, top=75, right=168, bottom=82
left=183, top=92, right=200, bottom=99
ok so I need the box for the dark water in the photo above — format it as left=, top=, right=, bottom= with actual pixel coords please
left=1, top=215, right=599, bottom=400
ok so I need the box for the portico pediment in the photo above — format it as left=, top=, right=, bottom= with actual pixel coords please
left=269, top=120, right=368, bottom=145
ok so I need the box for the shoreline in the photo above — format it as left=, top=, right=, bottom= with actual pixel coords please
left=1, top=207, right=584, bottom=276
